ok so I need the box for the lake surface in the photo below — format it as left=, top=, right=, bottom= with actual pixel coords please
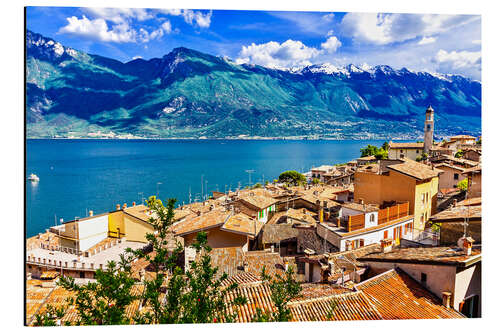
left=26, top=139, right=386, bottom=237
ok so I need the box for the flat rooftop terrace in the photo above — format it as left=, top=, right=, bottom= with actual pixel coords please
left=26, top=240, right=145, bottom=270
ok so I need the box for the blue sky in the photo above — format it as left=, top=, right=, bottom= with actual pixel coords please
left=26, top=7, right=481, bottom=79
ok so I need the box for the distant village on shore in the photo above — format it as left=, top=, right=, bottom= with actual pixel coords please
left=26, top=106, right=482, bottom=324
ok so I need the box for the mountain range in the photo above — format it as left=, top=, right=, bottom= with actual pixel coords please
left=26, top=30, right=482, bottom=139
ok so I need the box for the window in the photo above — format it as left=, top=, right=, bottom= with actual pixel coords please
left=400, top=150, right=403, bottom=153
left=369, top=214, right=375, bottom=222
left=422, top=194, right=425, bottom=204
left=79, top=271, right=85, bottom=279
left=400, top=154, right=405, bottom=158
left=427, top=124, right=431, bottom=130
left=420, top=215, right=424, bottom=223
left=421, top=272, right=427, bottom=284
left=416, top=150, right=419, bottom=154
left=384, top=230, right=388, bottom=239
left=454, top=173, right=459, bottom=180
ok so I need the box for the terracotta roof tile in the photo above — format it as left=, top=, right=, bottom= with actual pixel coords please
left=173, top=209, right=230, bottom=236
left=389, top=142, right=424, bottom=149
left=238, top=195, right=278, bottom=210
left=356, top=269, right=465, bottom=319
left=387, top=159, right=442, bottom=180
left=359, top=245, right=481, bottom=267
left=221, top=213, right=264, bottom=238
left=261, top=224, right=299, bottom=244
left=430, top=205, right=481, bottom=222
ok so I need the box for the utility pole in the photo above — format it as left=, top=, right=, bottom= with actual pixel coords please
left=189, top=187, right=192, bottom=204
left=201, top=174, right=204, bottom=202
left=245, top=169, right=255, bottom=187
left=156, top=182, right=162, bottom=198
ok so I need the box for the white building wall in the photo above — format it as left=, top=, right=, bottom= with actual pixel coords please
left=454, top=264, right=481, bottom=315
left=339, top=218, right=413, bottom=251
left=77, top=215, right=109, bottom=251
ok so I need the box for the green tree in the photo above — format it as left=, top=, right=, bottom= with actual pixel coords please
left=360, top=144, right=388, bottom=160
left=252, top=266, right=302, bottom=322
left=57, top=256, right=138, bottom=325
left=312, top=178, right=321, bottom=185
left=32, top=304, right=67, bottom=326
left=360, top=144, right=379, bottom=157
left=455, top=149, right=464, bottom=158
left=278, top=170, right=306, bottom=185
left=252, top=182, right=262, bottom=189
left=416, top=152, right=428, bottom=162
left=457, top=178, right=468, bottom=192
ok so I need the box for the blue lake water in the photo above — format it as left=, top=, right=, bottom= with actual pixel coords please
left=26, top=139, right=386, bottom=237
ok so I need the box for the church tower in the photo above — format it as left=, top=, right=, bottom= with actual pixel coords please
left=423, top=105, right=434, bottom=154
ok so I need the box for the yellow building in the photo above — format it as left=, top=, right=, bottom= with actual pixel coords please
left=354, top=159, right=442, bottom=232
left=388, top=142, right=425, bottom=160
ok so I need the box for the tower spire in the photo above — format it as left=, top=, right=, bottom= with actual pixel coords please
left=423, top=106, right=435, bottom=154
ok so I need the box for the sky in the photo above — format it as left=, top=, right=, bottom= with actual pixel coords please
left=26, top=7, right=481, bottom=79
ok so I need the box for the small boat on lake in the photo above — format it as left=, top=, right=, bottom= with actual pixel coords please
left=28, top=173, right=40, bottom=182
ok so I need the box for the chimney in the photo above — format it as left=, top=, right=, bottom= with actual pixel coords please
left=453, top=199, right=457, bottom=207
left=458, top=236, right=474, bottom=256
left=116, top=204, right=121, bottom=210
left=132, top=201, right=136, bottom=207
left=320, top=265, right=329, bottom=283
left=442, top=291, right=452, bottom=308
left=123, top=203, right=127, bottom=209
left=196, top=210, right=201, bottom=216
left=88, top=210, right=94, bottom=217
left=380, top=238, right=393, bottom=253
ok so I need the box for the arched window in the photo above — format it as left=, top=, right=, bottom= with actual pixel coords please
left=370, top=214, right=375, bottom=222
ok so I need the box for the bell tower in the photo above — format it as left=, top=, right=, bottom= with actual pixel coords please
left=423, top=105, right=434, bottom=154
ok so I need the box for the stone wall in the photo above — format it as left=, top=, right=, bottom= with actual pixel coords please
left=297, top=226, right=337, bottom=254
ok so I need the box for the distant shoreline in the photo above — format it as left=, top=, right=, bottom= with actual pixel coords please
left=25, top=136, right=421, bottom=141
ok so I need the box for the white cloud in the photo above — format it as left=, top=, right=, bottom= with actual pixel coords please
left=236, top=37, right=342, bottom=69
left=160, top=9, right=212, bottom=28
left=341, top=13, right=478, bottom=45
left=132, top=55, right=142, bottom=60
left=59, top=16, right=137, bottom=43
left=59, top=15, right=172, bottom=43
left=321, top=36, right=342, bottom=53
left=434, top=49, right=481, bottom=69
left=418, top=36, right=437, bottom=45
left=322, top=13, right=334, bottom=22
left=84, top=8, right=153, bottom=24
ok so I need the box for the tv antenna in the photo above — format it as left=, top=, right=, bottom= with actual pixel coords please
left=245, top=169, right=255, bottom=186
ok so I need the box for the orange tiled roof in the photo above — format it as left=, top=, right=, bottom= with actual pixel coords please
left=457, top=197, right=481, bottom=206
left=225, top=283, right=382, bottom=322
left=288, top=291, right=383, bottom=321
left=238, top=194, right=278, bottom=210
left=341, top=202, right=379, bottom=213
left=356, top=269, right=465, bottom=319
left=389, top=142, right=424, bottom=149
left=430, top=205, right=481, bottom=222
left=221, top=213, right=264, bottom=238
left=173, top=209, right=230, bottom=236
left=358, top=245, right=481, bottom=267
left=462, top=164, right=482, bottom=174
left=450, top=135, right=476, bottom=140
left=387, top=159, right=442, bottom=180
left=123, top=204, right=152, bottom=222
